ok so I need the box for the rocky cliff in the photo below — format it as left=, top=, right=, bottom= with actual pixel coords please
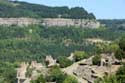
left=0, top=18, right=100, bottom=28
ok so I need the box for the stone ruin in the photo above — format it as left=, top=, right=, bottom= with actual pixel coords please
left=73, top=53, right=121, bottom=83
left=45, top=56, right=57, bottom=67
left=67, top=53, right=74, bottom=61
left=17, top=62, right=29, bottom=83
left=17, top=61, right=46, bottom=83
left=30, top=61, right=44, bottom=71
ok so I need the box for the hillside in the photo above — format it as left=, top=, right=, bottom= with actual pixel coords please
left=99, top=19, right=125, bottom=29
left=0, top=0, right=95, bottom=19
left=0, top=1, right=125, bottom=83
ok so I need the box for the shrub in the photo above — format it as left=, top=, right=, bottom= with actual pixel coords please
left=57, top=56, right=73, bottom=68
left=30, top=74, right=46, bottom=83
left=115, top=37, right=125, bottom=60
left=74, top=51, right=88, bottom=61
left=92, top=55, right=101, bottom=65
left=119, top=37, right=125, bottom=51
left=94, top=75, right=118, bottom=83
left=47, top=66, right=67, bottom=83
left=116, top=65, right=125, bottom=83
left=63, top=75, right=78, bottom=83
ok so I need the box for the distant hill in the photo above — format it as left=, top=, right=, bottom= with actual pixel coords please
left=98, top=19, right=125, bottom=29
left=0, top=0, right=95, bottom=19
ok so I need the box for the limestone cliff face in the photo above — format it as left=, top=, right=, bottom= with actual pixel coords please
left=0, top=18, right=100, bottom=28
left=0, top=18, right=39, bottom=26
left=42, top=18, right=100, bottom=28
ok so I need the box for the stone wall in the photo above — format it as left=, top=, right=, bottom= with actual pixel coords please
left=0, top=18, right=100, bottom=28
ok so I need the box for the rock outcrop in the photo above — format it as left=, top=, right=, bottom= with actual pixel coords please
left=0, top=18, right=100, bottom=28
left=42, top=18, right=100, bottom=28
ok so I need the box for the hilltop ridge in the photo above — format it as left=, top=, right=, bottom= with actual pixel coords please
left=0, top=0, right=95, bottom=19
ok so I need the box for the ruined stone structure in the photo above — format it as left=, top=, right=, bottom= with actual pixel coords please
left=17, top=61, right=46, bottom=83
left=17, top=62, right=29, bottom=83
left=67, top=53, right=74, bottom=61
left=45, top=56, right=57, bottom=67
left=0, top=18, right=100, bottom=28
left=62, top=53, right=121, bottom=83
left=30, top=61, right=44, bottom=71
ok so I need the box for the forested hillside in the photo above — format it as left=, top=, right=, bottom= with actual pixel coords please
left=0, top=0, right=95, bottom=19
left=0, top=1, right=125, bottom=83
left=0, top=25, right=125, bottom=62
left=99, top=19, right=125, bottom=29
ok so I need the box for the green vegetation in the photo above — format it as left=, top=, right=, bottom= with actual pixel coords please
left=74, top=51, right=88, bottom=61
left=95, top=38, right=125, bottom=83
left=99, top=19, right=125, bottom=29
left=0, top=1, right=125, bottom=83
left=31, top=74, right=46, bottom=83
left=115, top=37, right=125, bottom=60
left=92, top=55, right=101, bottom=65
left=62, top=75, right=78, bottom=83
left=0, top=1, right=95, bottom=19
left=116, top=65, right=125, bottom=83
left=31, top=65, right=78, bottom=83
left=26, top=66, right=34, bottom=78
left=0, top=62, right=18, bottom=83
left=0, top=24, right=125, bottom=62
left=95, top=75, right=118, bottom=83
left=95, top=65, right=125, bottom=83
left=57, top=56, right=73, bottom=68
left=47, top=66, right=67, bottom=83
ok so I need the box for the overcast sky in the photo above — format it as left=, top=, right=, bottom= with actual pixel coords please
left=18, top=0, right=125, bottom=19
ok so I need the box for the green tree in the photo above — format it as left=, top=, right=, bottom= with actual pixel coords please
left=116, top=65, right=125, bottom=83
left=57, top=56, right=73, bottom=68
left=115, top=37, right=125, bottom=60
left=63, top=75, right=78, bottom=83
left=74, top=51, right=88, bottom=61
left=47, top=66, right=67, bottom=83
left=119, top=37, right=125, bottom=51
left=95, top=75, right=118, bottom=83
left=92, top=55, right=101, bottom=65
left=30, top=74, right=46, bottom=83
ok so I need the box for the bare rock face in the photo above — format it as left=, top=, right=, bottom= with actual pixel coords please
left=0, top=18, right=100, bottom=28
left=0, top=18, right=39, bottom=26
left=42, top=18, right=100, bottom=28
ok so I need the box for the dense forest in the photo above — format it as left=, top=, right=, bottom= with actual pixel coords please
left=0, top=0, right=95, bottom=19
left=99, top=19, right=125, bottom=29
left=0, top=24, right=125, bottom=63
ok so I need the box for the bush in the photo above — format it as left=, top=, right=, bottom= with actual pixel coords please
left=115, top=37, right=125, bottom=60
left=74, top=51, right=88, bottom=61
left=115, top=49, right=124, bottom=60
left=119, top=37, right=125, bottom=51
left=57, top=56, right=73, bottom=68
left=92, top=55, right=101, bottom=65
left=94, top=75, right=118, bottom=83
left=63, top=75, right=78, bottom=83
left=47, top=66, right=67, bottom=83
left=30, top=74, right=46, bottom=83
left=116, top=65, right=125, bottom=83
